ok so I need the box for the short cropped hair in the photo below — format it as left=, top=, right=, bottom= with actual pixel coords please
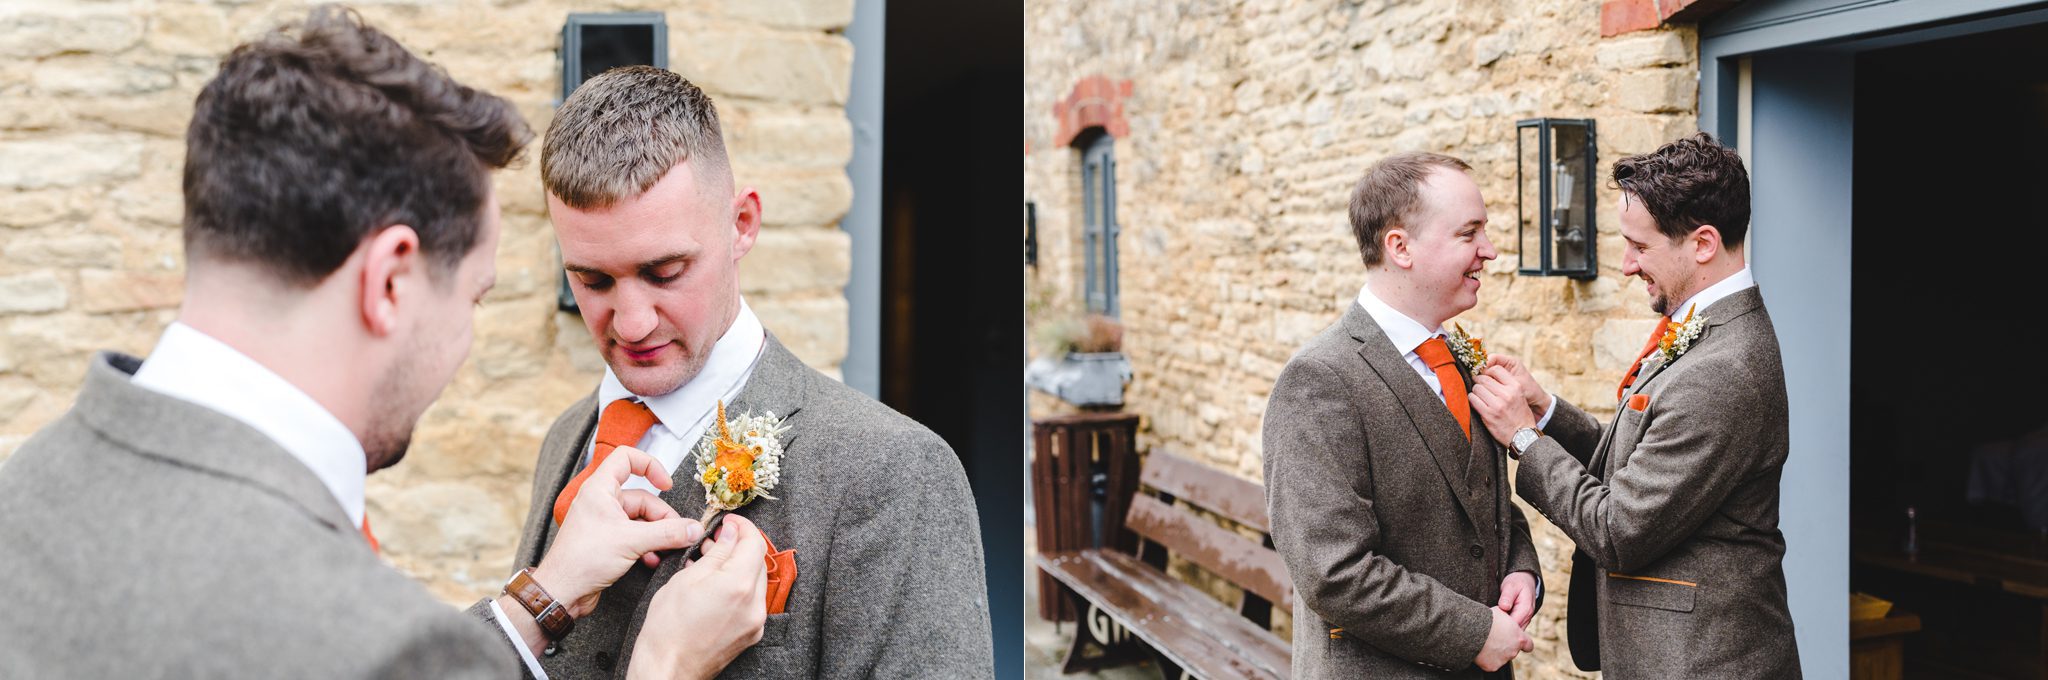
left=1611, top=132, right=1752, bottom=247
left=541, top=66, right=732, bottom=209
left=1347, top=152, right=1473, bottom=266
left=181, top=5, right=531, bottom=285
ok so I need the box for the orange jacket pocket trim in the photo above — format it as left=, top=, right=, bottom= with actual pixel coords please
left=1627, top=393, right=1650, bottom=412
left=1607, top=572, right=1696, bottom=587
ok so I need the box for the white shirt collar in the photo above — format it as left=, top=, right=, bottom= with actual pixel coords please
left=597, top=297, right=767, bottom=432
left=1356, top=282, right=1445, bottom=356
left=1670, top=266, right=1755, bottom=321
left=130, top=322, right=367, bottom=527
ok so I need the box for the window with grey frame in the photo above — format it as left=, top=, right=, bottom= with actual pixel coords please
left=1078, top=131, right=1119, bottom=318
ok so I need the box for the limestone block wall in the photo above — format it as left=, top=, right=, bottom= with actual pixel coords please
left=0, top=0, right=855, bottom=606
left=1026, top=1, right=1700, bottom=676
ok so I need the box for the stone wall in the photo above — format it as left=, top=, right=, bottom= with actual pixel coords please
left=1025, top=1, right=1700, bottom=676
left=0, top=0, right=855, bottom=606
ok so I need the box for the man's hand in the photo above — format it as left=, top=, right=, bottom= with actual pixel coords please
left=1499, top=571, right=1538, bottom=628
left=627, top=514, right=771, bottom=680
left=1470, top=371, right=1536, bottom=447
left=1481, top=353, right=1552, bottom=420
left=533, top=446, right=703, bottom=618
left=1474, top=606, right=1534, bottom=672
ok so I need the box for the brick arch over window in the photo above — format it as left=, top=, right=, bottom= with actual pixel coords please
left=1052, top=75, right=1133, bottom=148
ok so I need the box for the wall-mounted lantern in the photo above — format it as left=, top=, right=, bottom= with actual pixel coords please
left=1516, top=118, right=1598, bottom=279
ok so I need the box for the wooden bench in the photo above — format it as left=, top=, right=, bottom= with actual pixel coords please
left=1037, top=449, right=1293, bottom=679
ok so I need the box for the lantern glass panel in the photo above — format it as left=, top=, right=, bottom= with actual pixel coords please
left=1551, top=123, right=1592, bottom=274
left=1517, top=124, right=1542, bottom=273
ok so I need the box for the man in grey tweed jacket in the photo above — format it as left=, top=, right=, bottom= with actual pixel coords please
left=515, top=67, right=993, bottom=679
left=0, top=8, right=765, bottom=679
left=1471, top=134, right=1801, bottom=678
left=1264, top=152, right=1542, bottom=679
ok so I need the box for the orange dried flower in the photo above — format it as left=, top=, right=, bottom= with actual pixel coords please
left=725, top=468, right=755, bottom=493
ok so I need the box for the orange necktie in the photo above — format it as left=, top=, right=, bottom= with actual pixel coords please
left=552, top=399, right=660, bottom=525
left=1415, top=337, right=1471, bottom=440
left=361, top=515, right=379, bottom=553
left=1616, top=316, right=1674, bottom=401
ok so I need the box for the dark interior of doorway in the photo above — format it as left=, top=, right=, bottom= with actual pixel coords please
left=883, top=1, right=1024, bottom=676
left=1850, top=19, right=2048, bottom=679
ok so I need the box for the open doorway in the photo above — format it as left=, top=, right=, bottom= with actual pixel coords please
left=1849, top=20, right=2048, bottom=678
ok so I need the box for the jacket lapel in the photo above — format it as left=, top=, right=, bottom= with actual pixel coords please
left=1591, top=287, right=1769, bottom=477
left=1344, top=305, right=1484, bottom=525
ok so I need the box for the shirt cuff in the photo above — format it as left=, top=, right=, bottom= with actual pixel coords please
left=489, top=599, right=551, bottom=680
left=1535, top=393, right=1557, bottom=430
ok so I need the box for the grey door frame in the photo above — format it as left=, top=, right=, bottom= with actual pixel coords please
left=1697, top=3, right=2048, bottom=678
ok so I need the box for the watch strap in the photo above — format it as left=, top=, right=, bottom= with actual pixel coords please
left=506, top=567, right=574, bottom=641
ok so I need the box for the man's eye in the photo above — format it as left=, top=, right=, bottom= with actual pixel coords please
left=578, top=274, right=613, bottom=291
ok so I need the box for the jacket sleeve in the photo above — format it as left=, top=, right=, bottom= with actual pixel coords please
left=1544, top=396, right=1604, bottom=464
left=1514, top=362, right=1773, bottom=572
left=463, top=598, right=542, bottom=680
left=1264, top=355, right=1492, bottom=671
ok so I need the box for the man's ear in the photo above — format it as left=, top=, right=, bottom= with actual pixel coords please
left=1383, top=227, right=1415, bottom=270
left=730, top=187, right=762, bottom=261
left=359, top=225, right=421, bottom=338
left=1690, top=224, right=1723, bottom=264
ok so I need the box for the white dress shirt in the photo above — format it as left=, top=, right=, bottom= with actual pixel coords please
left=131, top=322, right=546, bottom=678
left=589, top=298, right=767, bottom=495
left=1357, top=283, right=1556, bottom=427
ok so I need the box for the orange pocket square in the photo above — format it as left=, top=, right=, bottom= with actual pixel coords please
left=1627, top=393, right=1650, bottom=412
left=761, top=530, right=797, bottom=615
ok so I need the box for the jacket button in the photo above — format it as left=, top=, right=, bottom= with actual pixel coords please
left=1469, top=545, right=1483, bottom=559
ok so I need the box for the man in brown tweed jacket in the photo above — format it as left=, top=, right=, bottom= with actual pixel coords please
left=1264, top=152, right=1543, bottom=678
left=1471, top=133, right=1801, bottom=678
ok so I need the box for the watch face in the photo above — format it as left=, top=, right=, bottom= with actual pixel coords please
left=1514, top=429, right=1539, bottom=451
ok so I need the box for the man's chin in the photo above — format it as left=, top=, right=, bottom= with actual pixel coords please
left=610, top=360, right=693, bottom=398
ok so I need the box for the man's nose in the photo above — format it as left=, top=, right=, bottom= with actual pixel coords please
left=611, top=287, right=658, bottom=342
left=1477, top=232, right=1499, bottom=260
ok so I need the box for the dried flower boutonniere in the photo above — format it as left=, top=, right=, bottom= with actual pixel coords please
left=1447, top=322, right=1488, bottom=372
left=692, top=400, right=790, bottom=524
left=1657, top=304, right=1707, bottom=364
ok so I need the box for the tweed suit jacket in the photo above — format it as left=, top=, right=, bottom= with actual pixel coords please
left=1264, top=304, right=1542, bottom=679
left=0, top=353, right=526, bottom=679
left=1515, top=287, right=1800, bottom=678
left=511, top=335, right=993, bottom=679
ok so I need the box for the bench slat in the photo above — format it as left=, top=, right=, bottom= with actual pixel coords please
left=1039, top=550, right=1290, bottom=680
left=1126, top=494, right=1293, bottom=608
left=1141, top=449, right=1271, bottom=532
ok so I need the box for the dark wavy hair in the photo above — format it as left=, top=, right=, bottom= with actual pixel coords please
left=1611, top=132, right=1751, bottom=248
left=181, top=4, right=532, bottom=285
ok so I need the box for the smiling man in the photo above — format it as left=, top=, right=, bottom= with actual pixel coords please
left=1263, top=152, right=1542, bottom=678
left=508, top=66, right=993, bottom=679
left=1469, top=133, right=1800, bottom=678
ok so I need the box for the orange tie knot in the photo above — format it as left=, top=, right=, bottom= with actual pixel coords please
left=1415, top=336, right=1457, bottom=369
left=552, top=398, right=663, bottom=525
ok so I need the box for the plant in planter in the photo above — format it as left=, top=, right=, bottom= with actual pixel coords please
left=1025, top=313, right=1132, bottom=408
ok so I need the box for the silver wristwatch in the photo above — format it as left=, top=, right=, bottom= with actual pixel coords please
left=1508, top=427, right=1543, bottom=459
